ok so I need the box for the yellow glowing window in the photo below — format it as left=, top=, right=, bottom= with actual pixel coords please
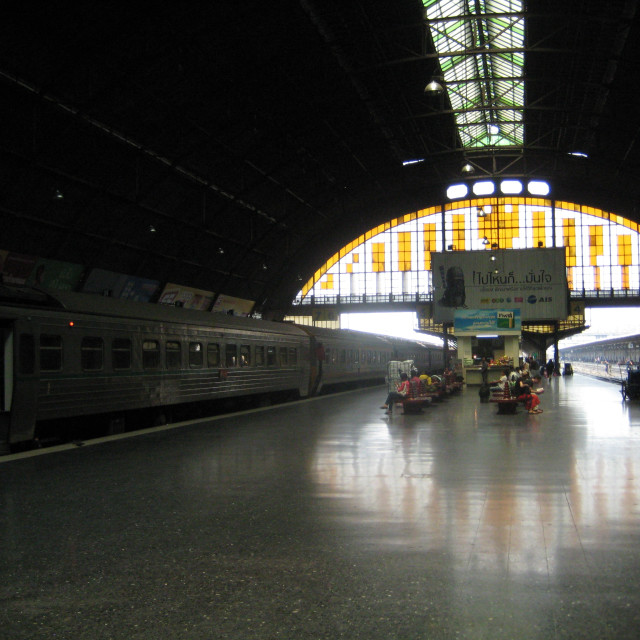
left=588, top=226, right=603, bottom=266
left=594, top=266, right=601, bottom=290
left=320, top=274, right=334, bottom=290
left=398, top=232, right=412, bottom=272
left=451, top=214, right=465, bottom=251
left=621, top=266, right=630, bottom=289
left=618, top=235, right=632, bottom=266
left=423, top=223, right=437, bottom=269
left=533, top=210, right=546, bottom=247
left=352, top=253, right=359, bottom=263
left=372, top=243, right=386, bottom=273
left=563, top=220, right=577, bottom=266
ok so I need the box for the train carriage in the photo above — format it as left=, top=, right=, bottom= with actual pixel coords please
left=1, top=286, right=310, bottom=449
left=1, top=285, right=451, bottom=452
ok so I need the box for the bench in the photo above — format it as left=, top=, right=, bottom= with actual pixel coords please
left=395, top=380, right=435, bottom=414
left=489, top=382, right=520, bottom=414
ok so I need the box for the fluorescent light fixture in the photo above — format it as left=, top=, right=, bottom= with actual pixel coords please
left=473, top=180, right=495, bottom=196
left=528, top=180, right=550, bottom=196
left=447, top=183, right=468, bottom=199
left=402, top=158, right=425, bottom=166
left=500, top=179, right=523, bottom=194
left=477, top=334, right=499, bottom=338
left=568, top=151, right=588, bottom=158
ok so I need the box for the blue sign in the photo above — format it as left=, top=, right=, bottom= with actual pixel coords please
left=454, top=308, right=521, bottom=335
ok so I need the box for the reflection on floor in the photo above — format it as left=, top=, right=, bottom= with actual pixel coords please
left=2, top=374, right=640, bottom=639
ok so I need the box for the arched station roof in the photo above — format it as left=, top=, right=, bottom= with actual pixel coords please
left=2, top=1, right=640, bottom=313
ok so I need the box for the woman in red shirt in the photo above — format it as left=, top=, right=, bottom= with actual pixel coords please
left=380, top=372, right=410, bottom=414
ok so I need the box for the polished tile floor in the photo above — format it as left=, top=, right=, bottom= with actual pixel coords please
left=1, top=374, right=640, bottom=639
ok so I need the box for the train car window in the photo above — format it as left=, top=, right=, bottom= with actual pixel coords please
left=207, top=343, right=220, bottom=367
left=19, top=334, right=35, bottom=374
left=354, top=350, right=359, bottom=364
left=255, top=345, right=265, bottom=366
left=189, top=342, right=203, bottom=368
left=226, top=343, right=238, bottom=367
left=142, top=340, right=160, bottom=370
left=279, top=347, right=288, bottom=366
left=112, top=339, right=132, bottom=370
left=166, top=341, right=181, bottom=370
left=325, top=347, right=331, bottom=365
left=81, top=337, right=104, bottom=371
left=267, top=346, right=276, bottom=366
left=40, top=334, right=62, bottom=371
left=240, top=345, right=251, bottom=366
left=288, top=347, right=297, bottom=365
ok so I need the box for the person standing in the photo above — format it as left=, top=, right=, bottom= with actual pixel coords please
left=481, top=357, right=489, bottom=385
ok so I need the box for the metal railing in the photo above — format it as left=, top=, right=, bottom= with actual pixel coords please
left=292, top=289, right=640, bottom=307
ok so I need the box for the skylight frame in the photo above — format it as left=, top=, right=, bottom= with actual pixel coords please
left=423, top=0, right=525, bottom=149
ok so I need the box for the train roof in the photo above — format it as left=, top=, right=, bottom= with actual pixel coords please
left=560, top=333, right=640, bottom=350
left=0, top=285, right=308, bottom=337
left=297, top=324, right=395, bottom=344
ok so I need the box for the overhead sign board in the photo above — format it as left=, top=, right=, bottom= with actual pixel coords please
left=431, top=248, right=568, bottom=323
left=454, top=309, right=521, bottom=335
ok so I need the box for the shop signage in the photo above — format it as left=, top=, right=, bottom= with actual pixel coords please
left=454, top=309, right=522, bottom=335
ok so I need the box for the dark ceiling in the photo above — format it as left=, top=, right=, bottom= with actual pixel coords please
left=2, top=1, right=640, bottom=313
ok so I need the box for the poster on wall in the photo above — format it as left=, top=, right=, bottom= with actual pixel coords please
left=431, top=248, right=567, bottom=323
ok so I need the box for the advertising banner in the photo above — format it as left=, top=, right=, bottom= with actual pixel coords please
left=0, top=251, right=36, bottom=284
left=25, top=259, right=84, bottom=290
left=431, top=248, right=567, bottom=323
left=211, top=293, right=255, bottom=317
left=82, top=268, right=160, bottom=302
left=158, top=283, right=215, bottom=310
left=454, top=309, right=521, bottom=335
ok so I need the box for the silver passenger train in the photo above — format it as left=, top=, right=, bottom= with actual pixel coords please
left=0, top=285, right=446, bottom=452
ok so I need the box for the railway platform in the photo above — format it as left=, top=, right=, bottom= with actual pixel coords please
left=2, top=375, right=640, bottom=639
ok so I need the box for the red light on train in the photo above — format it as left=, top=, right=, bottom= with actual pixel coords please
left=69, top=321, right=74, bottom=327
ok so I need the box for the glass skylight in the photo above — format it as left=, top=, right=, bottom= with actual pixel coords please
left=423, top=0, right=524, bottom=149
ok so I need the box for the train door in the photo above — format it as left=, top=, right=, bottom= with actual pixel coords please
left=0, top=324, right=13, bottom=452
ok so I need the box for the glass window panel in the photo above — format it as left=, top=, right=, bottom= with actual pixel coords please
left=40, top=334, right=62, bottom=371
left=113, top=338, right=132, bottom=370
left=81, top=337, right=104, bottom=371
left=143, top=340, right=160, bottom=370
left=207, top=343, right=220, bottom=367
left=166, top=341, right=181, bottom=370
left=189, top=342, right=203, bottom=368
left=225, top=344, right=237, bottom=367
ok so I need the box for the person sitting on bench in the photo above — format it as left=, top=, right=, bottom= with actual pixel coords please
left=517, top=385, right=543, bottom=414
left=380, top=372, right=410, bottom=414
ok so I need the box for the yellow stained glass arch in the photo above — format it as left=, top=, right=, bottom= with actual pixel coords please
left=297, top=197, right=640, bottom=301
